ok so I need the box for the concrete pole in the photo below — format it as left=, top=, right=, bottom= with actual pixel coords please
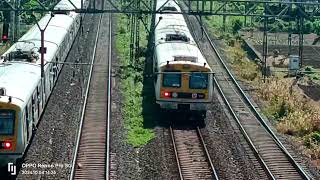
left=9, top=0, right=15, bottom=42
left=14, top=0, right=20, bottom=41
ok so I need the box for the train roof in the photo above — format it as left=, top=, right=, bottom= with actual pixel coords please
left=1, top=13, right=74, bottom=64
left=0, top=62, right=40, bottom=107
left=154, top=0, right=211, bottom=71
left=155, top=42, right=211, bottom=70
left=154, top=1, right=195, bottom=45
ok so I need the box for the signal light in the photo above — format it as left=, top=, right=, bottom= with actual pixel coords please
left=2, top=22, right=9, bottom=43
left=164, top=92, right=171, bottom=98
left=2, top=35, right=7, bottom=40
left=2, top=35, right=8, bottom=43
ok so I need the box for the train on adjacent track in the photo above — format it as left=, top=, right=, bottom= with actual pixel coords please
left=0, top=0, right=88, bottom=166
left=153, top=0, right=214, bottom=113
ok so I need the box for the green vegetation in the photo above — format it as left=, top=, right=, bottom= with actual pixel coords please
left=204, top=15, right=247, bottom=40
left=21, top=0, right=44, bottom=24
left=304, top=66, right=320, bottom=81
left=226, top=43, right=260, bottom=81
left=116, top=14, right=154, bottom=147
left=20, top=0, right=59, bottom=24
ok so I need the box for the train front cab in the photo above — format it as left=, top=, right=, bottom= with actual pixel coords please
left=0, top=100, right=23, bottom=166
left=155, top=63, right=213, bottom=111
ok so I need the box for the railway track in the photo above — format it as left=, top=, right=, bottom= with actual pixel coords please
left=180, top=1, right=313, bottom=180
left=69, top=11, right=112, bottom=180
left=170, top=126, right=219, bottom=180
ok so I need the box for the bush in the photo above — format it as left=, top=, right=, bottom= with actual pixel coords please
left=226, top=44, right=260, bottom=81
left=305, top=131, right=320, bottom=147
left=304, top=21, right=313, bottom=34
left=258, top=78, right=320, bottom=138
left=116, top=14, right=154, bottom=147
left=305, top=66, right=315, bottom=74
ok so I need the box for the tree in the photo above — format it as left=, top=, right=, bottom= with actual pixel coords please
left=313, top=20, right=320, bottom=35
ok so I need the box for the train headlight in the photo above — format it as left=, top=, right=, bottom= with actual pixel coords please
left=192, top=93, right=197, bottom=99
left=172, top=92, right=178, bottom=98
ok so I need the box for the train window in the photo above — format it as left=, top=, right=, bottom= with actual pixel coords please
left=163, top=71, right=181, bottom=88
left=165, top=34, right=189, bottom=42
left=189, top=72, right=208, bottom=89
left=0, top=110, right=15, bottom=135
left=162, top=6, right=177, bottom=12
left=25, top=106, right=28, bottom=119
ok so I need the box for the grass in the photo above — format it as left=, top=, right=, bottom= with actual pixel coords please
left=0, top=44, right=11, bottom=55
left=116, top=14, right=154, bottom=147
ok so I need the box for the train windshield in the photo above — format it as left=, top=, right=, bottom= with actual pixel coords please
left=189, top=73, right=208, bottom=89
left=163, top=71, right=181, bottom=88
left=0, top=110, right=15, bottom=135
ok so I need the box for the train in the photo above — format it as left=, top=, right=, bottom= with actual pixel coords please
left=0, top=0, right=88, bottom=166
left=153, top=0, right=214, bottom=113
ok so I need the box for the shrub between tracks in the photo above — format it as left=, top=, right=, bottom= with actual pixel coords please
left=116, top=14, right=154, bottom=147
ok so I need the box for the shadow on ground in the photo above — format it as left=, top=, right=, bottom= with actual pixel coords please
left=298, top=83, right=320, bottom=101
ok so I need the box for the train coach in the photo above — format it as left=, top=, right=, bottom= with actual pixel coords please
left=0, top=0, right=87, bottom=166
left=153, top=0, right=214, bottom=113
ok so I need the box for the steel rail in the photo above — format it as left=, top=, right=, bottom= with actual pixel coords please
left=169, top=127, right=184, bottom=180
left=180, top=3, right=275, bottom=179
left=196, top=127, right=220, bottom=180
left=69, top=12, right=103, bottom=180
left=199, top=18, right=310, bottom=180
left=105, top=13, right=112, bottom=180
left=180, top=3, right=273, bottom=178
left=170, top=126, right=219, bottom=180
left=213, top=76, right=276, bottom=179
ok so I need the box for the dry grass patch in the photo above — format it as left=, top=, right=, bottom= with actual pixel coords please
left=258, top=78, right=320, bottom=160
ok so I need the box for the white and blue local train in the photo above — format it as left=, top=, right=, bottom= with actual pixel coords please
left=0, top=0, right=87, bottom=166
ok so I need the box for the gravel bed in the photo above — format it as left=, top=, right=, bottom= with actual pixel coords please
left=201, top=97, right=262, bottom=179
left=15, top=13, right=100, bottom=180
